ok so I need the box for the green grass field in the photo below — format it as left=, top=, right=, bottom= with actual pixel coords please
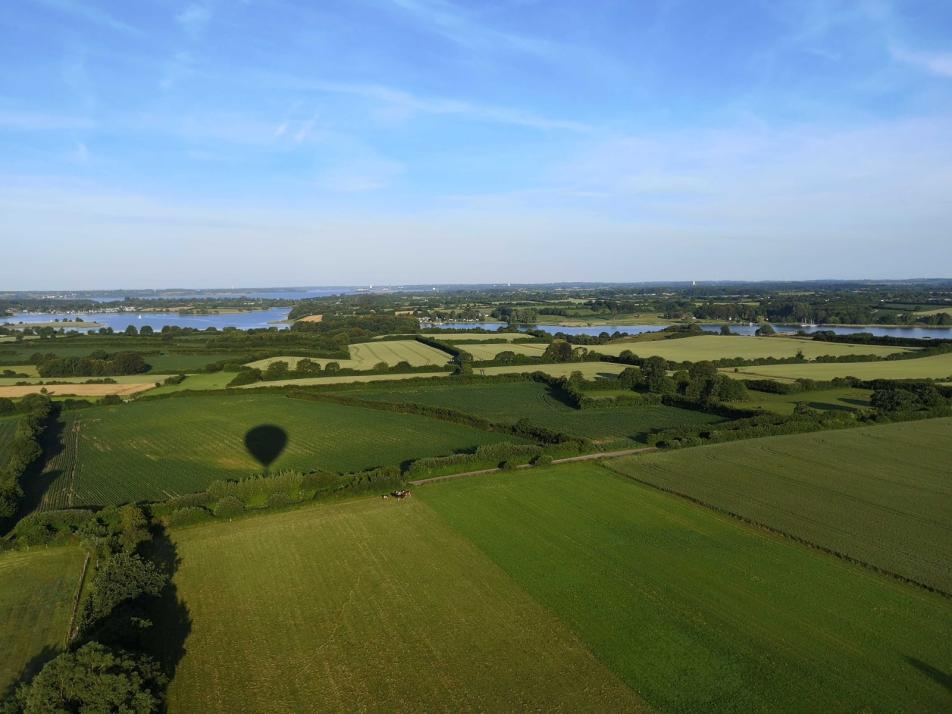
left=590, top=334, right=911, bottom=361
left=161, top=497, right=646, bottom=713
left=733, top=386, right=871, bottom=413
left=0, top=546, right=85, bottom=693
left=344, top=380, right=723, bottom=446
left=417, top=332, right=530, bottom=341
left=0, top=414, right=20, bottom=465
left=145, top=372, right=238, bottom=396
left=42, top=394, right=521, bottom=508
left=0, top=374, right=160, bottom=387
left=605, top=418, right=952, bottom=593
left=420, top=464, right=952, bottom=712
left=463, top=342, right=548, bottom=360
left=724, top=350, right=952, bottom=381
left=247, top=340, right=450, bottom=372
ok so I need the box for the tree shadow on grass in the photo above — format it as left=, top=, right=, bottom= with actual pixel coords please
left=905, top=656, right=952, bottom=695
left=141, top=526, right=192, bottom=686
left=1, top=645, right=59, bottom=701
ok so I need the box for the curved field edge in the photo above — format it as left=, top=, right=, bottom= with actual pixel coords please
left=160, top=497, right=648, bottom=713
left=604, top=417, right=952, bottom=594
left=417, top=464, right=952, bottom=712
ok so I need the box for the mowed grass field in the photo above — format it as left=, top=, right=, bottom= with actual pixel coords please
left=420, top=464, right=952, bottom=712
left=589, top=334, right=911, bottom=361
left=146, top=372, right=238, bottom=396
left=342, top=380, right=723, bottom=446
left=247, top=340, right=449, bottom=371
left=463, top=342, right=548, bottom=360
left=734, top=386, right=871, bottom=414
left=161, top=497, right=646, bottom=713
left=605, top=418, right=952, bottom=593
left=724, top=350, right=952, bottom=381
left=43, top=394, right=520, bottom=507
left=0, top=547, right=85, bottom=692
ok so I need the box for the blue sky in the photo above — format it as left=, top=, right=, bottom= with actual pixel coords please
left=1, top=0, right=951, bottom=288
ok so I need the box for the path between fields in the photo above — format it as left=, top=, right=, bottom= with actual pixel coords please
left=409, top=446, right=656, bottom=486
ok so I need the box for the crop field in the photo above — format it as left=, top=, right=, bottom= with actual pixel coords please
left=422, top=332, right=529, bottom=341
left=0, top=546, right=85, bottom=692
left=247, top=340, right=450, bottom=371
left=1, top=365, right=39, bottom=376
left=44, top=394, right=519, bottom=507
left=146, top=372, right=238, bottom=395
left=0, top=374, right=160, bottom=387
left=0, top=382, right=158, bottom=398
left=0, top=415, right=20, bottom=465
left=463, top=342, right=548, bottom=360
left=589, top=334, right=911, bottom=361
left=480, top=361, right=628, bottom=379
left=420, top=464, right=952, bottom=712
left=735, top=386, right=871, bottom=414
left=161, top=497, right=646, bottom=713
left=243, top=371, right=450, bottom=388
left=724, top=350, right=952, bottom=381
left=605, top=418, right=952, bottom=593
left=343, top=380, right=723, bottom=446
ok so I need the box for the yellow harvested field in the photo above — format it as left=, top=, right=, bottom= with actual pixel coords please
left=0, top=374, right=159, bottom=387
left=588, top=335, right=911, bottom=361
left=247, top=340, right=450, bottom=371
left=296, top=314, right=323, bottom=323
left=0, top=382, right=157, bottom=398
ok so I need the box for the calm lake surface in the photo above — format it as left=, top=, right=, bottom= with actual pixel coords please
left=6, top=307, right=292, bottom=332
left=425, top=322, right=952, bottom=339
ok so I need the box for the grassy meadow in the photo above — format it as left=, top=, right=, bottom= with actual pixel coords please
left=0, top=547, right=85, bottom=693
left=420, top=464, right=952, bottom=712
left=605, top=418, right=952, bottom=592
left=0, top=415, right=20, bottom=464
left=734, top=386, right=871, bottom=413
left=724, top=350, right=952, bottom=381
left=161, top=497, right=646, bottom=713
left=346, top=380, right=723, bottom=446
left=39, top=394, right=520, bottom=508
left=589, top=334, right=911, bottom=361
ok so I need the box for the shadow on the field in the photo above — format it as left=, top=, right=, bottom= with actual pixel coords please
left=143, top=526, right=192, bottom=684
left=244, top=424, right=288, bottom=473
left=905, top=656, right=952, bottom=694
left=1, top=645, right=59, bottom=700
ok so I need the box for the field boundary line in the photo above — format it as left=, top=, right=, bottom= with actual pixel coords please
left=409, top=447, right=656, bottom=486
left=65, top=552, right=91, bottom=646
left=604, top=464, right=952, bottom=599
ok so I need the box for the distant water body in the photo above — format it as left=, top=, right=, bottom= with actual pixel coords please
left=6, top=307, right=292, bottom=332
left=84, top=288, right=354, bottom=303
left=425, top=322, right=952, bottom=339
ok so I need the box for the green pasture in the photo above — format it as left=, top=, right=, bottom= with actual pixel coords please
left=463, top=342, right=548, bottom=360
left=162, top=497, right=646, bottom=713
left=145, top=372, right=238, bottom=396
left=0, top=546, right=85, bottom=693
left=0, top=374, right=160, bottom=387
left=346, top=380, right=722, bottom=446
left=605, top=417, right=952, bottom=593
left=724, top=350, right=952, bottom=381
left=590, top=334, right=910, bottom=361
left=40, top=394, right=519, bottom=508
left=420, top=464, right=952, bottom=712
left=734, top=386, right=871, bottom=414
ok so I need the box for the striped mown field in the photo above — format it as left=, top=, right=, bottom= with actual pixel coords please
left=162, top=497, right=647, bottom=713
left=0, top=546, right=86, bottom=692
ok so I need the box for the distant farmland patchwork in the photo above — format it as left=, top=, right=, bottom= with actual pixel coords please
left=420, top=464, right=952, bottom=712
left=605, top=418, right=952, bottom=593
left=39, top=395, right=521, bottom=508
left=725, top=350, right=952, bottom=381
left=247, top=340, right=450, bottom=371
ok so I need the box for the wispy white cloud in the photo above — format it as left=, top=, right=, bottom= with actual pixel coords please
left=890, top=46, right=952, bottom=78
left=30, top=0, right=139, bottom=34
left=0, top=111, right=95, bottom=131
left=177, top=2, right=213, bottom=38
